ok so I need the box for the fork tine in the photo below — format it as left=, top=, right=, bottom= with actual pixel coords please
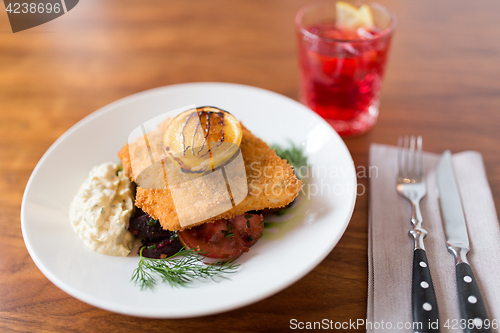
left=403, top=136, right=410, bottom=180
left=397, top=136, right=403, bottom=179
left=409, top=136, right=416, bottom=181
left=416, top=136, right=423, bottom=181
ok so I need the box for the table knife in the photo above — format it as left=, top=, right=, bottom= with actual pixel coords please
left=436, top=150, right=491, bottom=333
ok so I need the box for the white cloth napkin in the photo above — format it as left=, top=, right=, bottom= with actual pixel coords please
left=367, top=144, right=500, bottom=333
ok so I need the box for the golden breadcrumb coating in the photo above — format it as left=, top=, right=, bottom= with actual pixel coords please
left=118, top=119, right=302, bottom=231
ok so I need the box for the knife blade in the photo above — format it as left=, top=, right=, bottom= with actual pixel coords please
left=436, top=150, right=491, bottom=333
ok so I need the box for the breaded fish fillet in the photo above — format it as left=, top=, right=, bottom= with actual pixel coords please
left=118, top=119, right=302, bottom=231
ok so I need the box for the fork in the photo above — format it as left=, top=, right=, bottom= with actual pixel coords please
left=397, top=136, right=440, bottom=333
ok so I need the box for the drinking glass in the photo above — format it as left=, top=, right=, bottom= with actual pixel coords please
left=296, top=1, right=396, bottom=136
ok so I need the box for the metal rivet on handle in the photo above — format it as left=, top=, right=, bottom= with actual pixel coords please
left=422, top=303, right=432, bottom=311
left=468, top=296, right=477, bottom=304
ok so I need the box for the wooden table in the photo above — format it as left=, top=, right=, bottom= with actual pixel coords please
left=1, top=0, right=499, bottom=331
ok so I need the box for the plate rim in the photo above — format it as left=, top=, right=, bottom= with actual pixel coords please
left=21, top=82, right=357, bottom=318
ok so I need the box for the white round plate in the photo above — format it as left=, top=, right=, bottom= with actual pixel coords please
left=21, top=82, right=356, bottom=318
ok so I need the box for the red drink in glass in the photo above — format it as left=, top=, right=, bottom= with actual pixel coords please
left=296, top=2, right=396, bottom=136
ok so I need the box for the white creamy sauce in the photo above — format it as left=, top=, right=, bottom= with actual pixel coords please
left=69, top=162, right=135, bottom=256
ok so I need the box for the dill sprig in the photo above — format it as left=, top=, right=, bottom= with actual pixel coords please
left=131, top=247, right=240, bottom=290
left=271, top=141, right=308, bottom=174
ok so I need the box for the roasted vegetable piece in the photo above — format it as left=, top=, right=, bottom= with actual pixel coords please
left=177, top=214, right=264, bottom=261
left=128, top=213, right=172, bottom=239
left=139, top=235, right=183, bottom=259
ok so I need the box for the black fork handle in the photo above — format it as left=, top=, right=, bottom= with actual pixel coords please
left=412, top=249, right=440, bottom=333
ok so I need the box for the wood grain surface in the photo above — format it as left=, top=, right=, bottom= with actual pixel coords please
left=1, top=0, right=500, bottom=332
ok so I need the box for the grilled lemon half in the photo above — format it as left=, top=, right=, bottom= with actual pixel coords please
left=163, top=106, right=242, bottom=174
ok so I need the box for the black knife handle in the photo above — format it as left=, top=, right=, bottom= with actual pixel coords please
left=412, top=249, right=440, bottom=333
left=456, top=263, right=491, bottom=333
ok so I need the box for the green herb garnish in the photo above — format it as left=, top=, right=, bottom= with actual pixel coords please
left=270, top=141, right=307, bottom=173
left=221, top=223, right=233, bottom=237
left=246, top=220, right=251, bottom=228
left=244, top=214, right=253, bottom=220
left=247, top=236, right=254, bottom=242
left=116, top=163, right=123, bottom=176
left=147, top=218, right=159, bottom=226
left=131, top=247, right=240, bottom=290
